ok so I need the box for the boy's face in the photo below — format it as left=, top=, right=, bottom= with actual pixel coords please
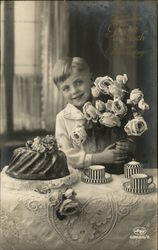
left=58, top=70, right=92, bottom=109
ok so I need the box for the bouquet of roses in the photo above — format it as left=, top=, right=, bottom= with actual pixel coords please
left=71, top=74, right=149, bottom=146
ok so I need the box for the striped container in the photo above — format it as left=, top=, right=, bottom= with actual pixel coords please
left=124, top=160, right=143, bottom=179
left=130, top=174, right=153, bottom=191
left=81, top=172, right=111, bottom=184
left=89, top=165, right=105, bottom=181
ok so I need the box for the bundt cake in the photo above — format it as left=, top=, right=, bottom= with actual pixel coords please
left=6, top=135, right=70, bottom=180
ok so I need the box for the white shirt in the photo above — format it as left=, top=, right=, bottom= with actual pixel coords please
left=55, top=103, right=92, bottom=169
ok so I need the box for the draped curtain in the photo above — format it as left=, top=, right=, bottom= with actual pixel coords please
left=40, top=1, right=69, bottom=132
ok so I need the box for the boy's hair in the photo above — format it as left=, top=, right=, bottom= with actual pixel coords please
left=52, top=57, right=90, bottom=86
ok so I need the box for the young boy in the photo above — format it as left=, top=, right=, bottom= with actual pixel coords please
left=53, top=57, right=134, bottom=174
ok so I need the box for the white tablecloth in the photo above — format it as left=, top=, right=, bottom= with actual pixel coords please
left=0, top=167, right=157, bottom=250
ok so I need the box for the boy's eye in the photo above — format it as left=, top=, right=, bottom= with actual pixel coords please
left=76, top=80, right=83, bottom=86
left=62, top=86, right=70, bottom=92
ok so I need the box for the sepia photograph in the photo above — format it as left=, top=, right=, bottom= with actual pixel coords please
left=0, top=1, right=157, bottom=250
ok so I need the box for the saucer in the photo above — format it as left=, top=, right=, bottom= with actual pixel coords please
left=81, top=172, right=112, bottom=184
left=123, top=181, right=156, bottom=194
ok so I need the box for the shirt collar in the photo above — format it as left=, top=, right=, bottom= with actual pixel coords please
left=63, top=103, right=85, bottom=120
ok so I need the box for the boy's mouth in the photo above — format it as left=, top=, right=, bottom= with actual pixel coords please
left=72, top=93, right=84, bottom=100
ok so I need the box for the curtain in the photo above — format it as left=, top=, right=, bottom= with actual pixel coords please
left=13, top=74, right=42, bottom=131
left=40, top=1, right=69, bottom=132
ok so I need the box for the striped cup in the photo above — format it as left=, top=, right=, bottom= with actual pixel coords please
left=88, top=165, right=105, bottom=181
left=130, top=173, right=153, bottom=191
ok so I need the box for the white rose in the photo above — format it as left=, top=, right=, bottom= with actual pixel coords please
left=91, top=86, right=100, bottom=97
left=105, top=100, right=113, bottom=112
left=106, top=99, right=127, bottom=117
left=64, top=188, right=76, bottom=199
left=138, top=98, right=149, bottom=110
left=124, top=117, right=148, bottom=136
left=94, top=76, right=114, bottom=95
left=116, top=74, right=128, bottom=85
left=83, top=102, right=99, bottom=122
left=108, top=82, right=126, bottom=99
left=99, top=112, right=121, bottom=127
left=71, top=126, right=87, bottom=145
left=129, top=88, right=144, bottom=105
left=95, top=100, right=105, bottom=112
left=59, top=199, right=79, bottom=216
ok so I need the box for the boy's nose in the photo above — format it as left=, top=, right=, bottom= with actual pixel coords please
left=70, top=85, right=78, bottom=95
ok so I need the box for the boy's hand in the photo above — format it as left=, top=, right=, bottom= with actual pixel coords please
left=101, top=143, right=128, bottom=164
left=115, top=139, right=135, bottom=155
